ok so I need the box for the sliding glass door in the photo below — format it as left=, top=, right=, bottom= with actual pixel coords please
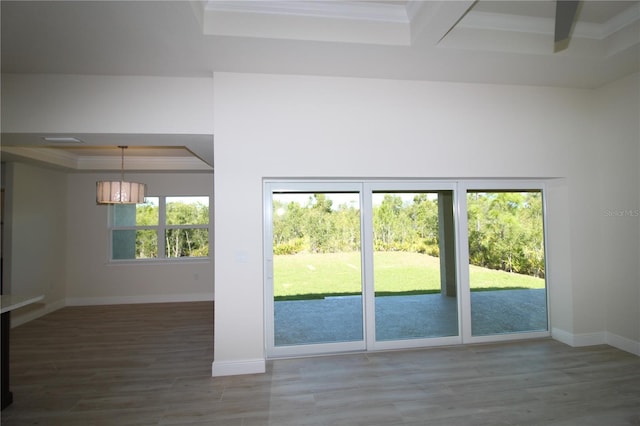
left=369, top=188, right=459, bottom=348
left=265, top=180, right=550, bottom=358
left=265, top=183, right=366, bottom=356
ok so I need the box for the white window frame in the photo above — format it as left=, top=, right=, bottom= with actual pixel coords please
left=457, top=180, right=550, bottom=344
left=109, top=195, right=211, bottom=263
left=264, top=181, right=367, bottom=357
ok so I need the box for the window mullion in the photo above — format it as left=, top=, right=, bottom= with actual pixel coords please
left=158, top=196, right=167, bottom=259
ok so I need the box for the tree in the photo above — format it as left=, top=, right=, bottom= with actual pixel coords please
left=270, top=190, right=545, bottom=278
left=165, top=201, right=209, bottom=257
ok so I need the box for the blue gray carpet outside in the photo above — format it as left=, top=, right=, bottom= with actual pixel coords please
left=274, top=289, right=547, bottom=346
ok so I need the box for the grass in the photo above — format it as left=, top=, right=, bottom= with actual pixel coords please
left=274, top=251, right=545, bottom=300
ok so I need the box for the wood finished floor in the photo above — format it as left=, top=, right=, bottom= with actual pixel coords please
left=2, top=302, right=639, bottom=425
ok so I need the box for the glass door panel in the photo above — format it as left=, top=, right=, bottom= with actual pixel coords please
left=467, top=191, right=548, bottom=336
left=271, top=191, right=363, bottom=347
left=372, top=191, right=458, bottom=341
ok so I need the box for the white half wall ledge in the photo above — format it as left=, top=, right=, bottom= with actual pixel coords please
left=212, top=359, right=266, bottom=377
left=10, top=299, right=66, bottom=328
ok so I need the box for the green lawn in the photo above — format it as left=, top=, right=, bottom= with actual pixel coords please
left=274, top=251, right=545, bottom=300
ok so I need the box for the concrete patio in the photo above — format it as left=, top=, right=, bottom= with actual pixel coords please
left=274, top=289, right=548, bottom=346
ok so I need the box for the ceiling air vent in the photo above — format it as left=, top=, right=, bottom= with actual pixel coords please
left=42, top=137, right=84, bottom=144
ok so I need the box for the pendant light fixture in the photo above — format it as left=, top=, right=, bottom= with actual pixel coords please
left=96, top=146, right=146, bottom=204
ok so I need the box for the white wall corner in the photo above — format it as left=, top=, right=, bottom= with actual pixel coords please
left=605, top=332, right=640, bottom=356
left=212, top=358, right=266, bottom=377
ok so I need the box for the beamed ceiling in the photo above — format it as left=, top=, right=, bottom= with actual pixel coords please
left=2, top=0, right=639, bottom=171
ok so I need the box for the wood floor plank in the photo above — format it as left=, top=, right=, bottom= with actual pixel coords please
left=2, top=302, right=639, bottom=425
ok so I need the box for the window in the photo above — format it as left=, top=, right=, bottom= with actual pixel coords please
left=111, top=196, right=210, bottom=261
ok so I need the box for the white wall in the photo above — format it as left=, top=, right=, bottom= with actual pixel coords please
left=4, top=162, right=67, bottom=325
left=65, top=171, right=214, bottom=305
left=595, top=72, right=640, bottom=354
left=1, top=74, right=213, bottom=134
left=212, top=71, right=640, bottom=375
left=3, top=70, right=638, bottom=376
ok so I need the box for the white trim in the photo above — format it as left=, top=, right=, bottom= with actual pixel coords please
left=362, top=184, right=375, bottom=351
left=457, top=183, right=472, bottom=343
left=572, top=331, right=608, bottom=347
left=552, top=328, right=640, bottom=356
left=551, top=327, right=576, bottom=346
left=65, top=293, right=214, bottom=306
left=552, top=327, right=606, bottom=347
left=364, top=181, right=459, bottom=351
left=603, top=2, right=640, bottom=38
left=205, top=0, right=409, bottom=23
left=468, top=330, right=550, bottom=345
left=0, top=147, right=212, bottom=171
left=458, top=180, right=550, bottom=344
left=0, top=146, right=79, bottom=169
left=109, top=195, right=211, bottom=262
left=79, top=156, right=212, bottom=171
left=606, top=332, right=640, bottom=356
left=264, top=181, right=367, bottom=357
left=212, top=358, right=266, bottom=377
left=373, top=335, right=461, bottom=351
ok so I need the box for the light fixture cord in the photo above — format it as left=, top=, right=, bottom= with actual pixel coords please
left=120, top=146, right=125, bottom=184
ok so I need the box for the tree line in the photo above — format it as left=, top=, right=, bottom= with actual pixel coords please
left=272, top=192, right=545, bottom=278
left=133, top=200, right=209, bottom=258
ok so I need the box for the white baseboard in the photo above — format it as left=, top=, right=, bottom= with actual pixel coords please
left=212, top=358, right=266, bottom=377
left=606, top=332, right=640, bottom=356
left=552, top=327, right=639, bottom=356
left=66, top=293, right=214, bottom=306
left=552, top=327, right=606, bottom=347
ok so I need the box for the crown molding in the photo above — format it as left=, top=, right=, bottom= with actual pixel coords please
left=0, top=147, right=212, bottom=171
left=1, top=147, right=79, bottom=169
left=204, top=0, right=409, bottom=23
left=602, top=1, right=640, bottom=38
left=78, top=156, right=213, bottom=171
